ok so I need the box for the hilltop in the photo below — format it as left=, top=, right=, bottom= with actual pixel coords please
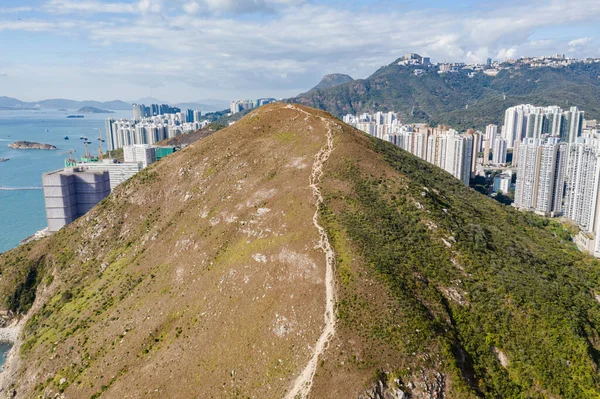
left=291, top=59, right=600, bottom=130
left=310, top=74, right=354, bottom=91
left=1, top=104, right=600, bottom=398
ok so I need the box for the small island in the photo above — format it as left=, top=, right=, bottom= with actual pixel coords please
left=76, top=106, right=114, bottom=114
left=8, top=141, right=57, bottom=150
left=57, top=108, right=68, bottom=112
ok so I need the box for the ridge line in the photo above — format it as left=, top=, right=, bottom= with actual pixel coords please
left=284, top=106, right=337, bottom=399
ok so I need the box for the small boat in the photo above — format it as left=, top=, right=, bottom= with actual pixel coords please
left=80, top=136, right=84, bottom=139
left=45, top=129, right=50, bottom=132
left=64, top=136, right=69, bottom=140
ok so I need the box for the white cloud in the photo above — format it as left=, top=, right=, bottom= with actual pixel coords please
left=182, top=1, right=200, bottom=15
left=136, top=0, right=162, bottom=14
left=44, top=0, right=135, bottom=14
left=496, top=47, right=518, bottom=60
left=0, top=19, right=79, bottom=32
left=0, top=7, right=33, bottom=13
left=568, top=37, right=592, bottom=47
left=4, top=0, right=600, bottom=101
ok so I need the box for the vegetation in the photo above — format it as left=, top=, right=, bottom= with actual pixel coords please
left=2, top=103, right=600, bottom=397
left=291, top=61, right=600, bottom=130
left=320, top=134, right=600, bottom=398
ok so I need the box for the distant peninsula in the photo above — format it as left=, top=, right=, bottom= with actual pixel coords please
left=8, top=141, right=57, bottom=150
left=76, top=106, right=114, bottom=114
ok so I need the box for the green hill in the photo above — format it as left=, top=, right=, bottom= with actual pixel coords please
left=290, top=60, right=600, bottom=130
left=1, top=104, right=600, bottom=398
left=310, top=73, right=354, bottom=91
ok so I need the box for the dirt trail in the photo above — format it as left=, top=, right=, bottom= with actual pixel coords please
left=284, top=106, right=337, bottom=399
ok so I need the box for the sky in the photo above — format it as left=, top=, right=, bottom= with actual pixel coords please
left=0, top=0, right=599, bottom=103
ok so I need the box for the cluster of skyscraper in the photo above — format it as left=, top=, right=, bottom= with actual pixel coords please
left=132, top=103, right=182, bottom=120
left=502, top=104, right=584, bottom=148
left=105, top=105, right=208, bottom=151
left=229, top=98, right=277, bottom=114
left=490, top=104, right=600, bottom=257
left=344, top=112, right=477, bottom=185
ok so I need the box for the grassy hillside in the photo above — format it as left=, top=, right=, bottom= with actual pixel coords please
left=290, top=61, right=600, bottom=130
left=1, top=104, right=600, bottom=398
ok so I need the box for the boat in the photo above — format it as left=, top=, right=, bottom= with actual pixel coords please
left=45, top=129, right=50, bottom=132
left=67, top=115, right=84, bottom=119
left=79, top=136, right=84, bottom=139
left=64, top=136, right=69, bottom=140
left=0, top=158, right=9, bottom=163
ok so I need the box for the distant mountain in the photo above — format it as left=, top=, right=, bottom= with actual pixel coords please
left=0, top=97, right=27, bottom=108
left=194, top=98, right=230, bottom=109
left=0, top=97, right=131, bottom=111
left=310, top=73, right=354, bottom=91
left=173, top=102, right=223, bottom=112
left=290, top=59, right=600, bottom=130
left=37, top=99, right=131, bottom=110
left=130, top=97, right=228, bottom=113
left=76, top=106, right=114, bottom=114
left=133, top=97, right=165, bottom=104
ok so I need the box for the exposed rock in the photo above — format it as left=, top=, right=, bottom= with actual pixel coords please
left=360, top=377, right=408, bottom=399
left=7, top=141, right=56, bottom=150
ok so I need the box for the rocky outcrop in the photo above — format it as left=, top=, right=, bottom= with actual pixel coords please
left=360, top=371, right=446, bottom=399
left=360, top=378, right=408, bottom=399
left=311, top=73, right=354, bottom=91
left=7, top=141, right=56, bottom=150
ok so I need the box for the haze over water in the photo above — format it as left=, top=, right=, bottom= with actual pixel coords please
left=0, top=109, right=130, bottom=254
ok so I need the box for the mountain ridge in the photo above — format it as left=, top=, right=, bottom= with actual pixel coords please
left=0, top=97, right=131, bottom=111
left=0, top=103, right=599, bottom=398
left=310, top=73, right=354, bottom=91
left=291, top=60, right=600, bottom=130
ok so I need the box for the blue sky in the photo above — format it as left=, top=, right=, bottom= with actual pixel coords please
left=0, top=0, right=599, bottom=102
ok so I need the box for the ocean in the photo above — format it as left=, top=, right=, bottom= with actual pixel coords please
left=0, top=109, right=130, bottom=254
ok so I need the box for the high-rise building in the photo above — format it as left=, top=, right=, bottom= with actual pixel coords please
left=566, top=106, right=584, bottom=143
left=444, top=132, right=473, bottom=185
left=564, top=136, right=600, bottom=231
left=105, top=118, right=116, bottom=151
left=123, top=145, right=157, bottom=168
left=186, top=109, right=194, bottom=123
left=563, top=132, right=600, bottom=256
left=193, top=110, right=202, bottom=122
left=503, top=104, right=584, bottom=147
left=514, top=138, right=567, bottom=215
left=42, top=168, right=111, bottom=232
left=492, top=136, right=507, bottom=165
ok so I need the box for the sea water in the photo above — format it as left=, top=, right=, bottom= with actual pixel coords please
left=0, top=109, right=130, bottom=254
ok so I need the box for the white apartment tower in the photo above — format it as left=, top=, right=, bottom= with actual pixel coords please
left=444, top=133, right=473, bottom=185
left=564, top=137, right=600, bottom=232
left=503, top=105, right=528, bottom=148
left=492, top=136, right=507, bottom=165
left=514, top=138, right=567, bottom=215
